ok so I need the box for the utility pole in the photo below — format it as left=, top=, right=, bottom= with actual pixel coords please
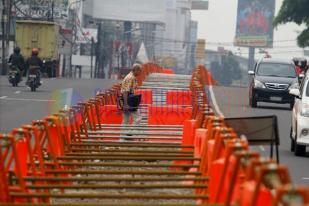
left=51, top=0, right=54, bottom=22
left=69, top=8, right=76, bottom=78
left=1, top=0, right=9, bottom=75
left=90, top=37, right=94, bottom=78
left=248, top=47, right=255, bottom=71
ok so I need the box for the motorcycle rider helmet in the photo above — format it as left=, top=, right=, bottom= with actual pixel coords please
left=300, top=58, right=307, bottom=69
left=31, top=48, right=39, bottom=56
left=14, top=47, right=20, bottom=54
left=292, top=57, right=299, bottom=66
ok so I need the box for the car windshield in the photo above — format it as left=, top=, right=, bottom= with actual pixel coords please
left=257, top=63, right=296, bottom=78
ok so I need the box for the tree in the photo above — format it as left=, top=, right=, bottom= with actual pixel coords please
left=273, top=0, right=309, bottom=47
left=209, top=53, right=242, bottom=86
left=210, top=61, right=221, bottom=81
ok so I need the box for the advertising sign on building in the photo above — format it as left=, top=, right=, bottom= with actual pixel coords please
left=234, top=0, right=275, bottom=48
left=13, top=0, right=69, bottom=20
left=191, top=0, right=209, bottom=10
left=89, top=0, right=165, bottom=24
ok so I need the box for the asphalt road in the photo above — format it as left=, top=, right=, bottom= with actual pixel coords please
left=0, top=76, right=119, bottom=133
left=207, top=85, right=309, bottom=186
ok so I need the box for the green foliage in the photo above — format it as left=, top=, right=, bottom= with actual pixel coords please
left=274, top=0, right=309, bottom=47
left=210, top=54, right=242, bottom=86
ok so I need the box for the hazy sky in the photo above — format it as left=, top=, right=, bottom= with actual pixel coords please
left=191, top=0, right=306, bottom=59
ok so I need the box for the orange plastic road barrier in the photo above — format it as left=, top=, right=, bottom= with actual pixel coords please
left=223, top=151, right=260, bottom=204
left=0, top=134, right=32, bottom=203
left=172, top=120, right=197, bottom=168
left=166, top=90, right=192, bottom=105
left=194, top=65, right=218, bottom=86
left=99, top=105, right=123, bottom=124
left=208, top=139, right=248, bottom=203
left=44, top=116, right=67, bottom=158
left=21, top=125, right=46, bottom=176
left=148, top=106, right=192, bottom=125
left=193, top=128, right=207, bottom=160
left=182, top=120, right=197, bottom=146
left=240, top=164, right=291, bottom=206
left=161, top=69, right=174, bottom=74
left=207, top=128, right=237, bottom=174
left=0, top=146, right=10, bottom=203
left=136, top=89, right=153, bottom=105
left=274, top=185, right=309, bottom=205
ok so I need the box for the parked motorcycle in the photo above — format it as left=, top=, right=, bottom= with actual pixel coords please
left=27, top=67, right=41, bottom=92
left=8, top=63, right=22, bottom=87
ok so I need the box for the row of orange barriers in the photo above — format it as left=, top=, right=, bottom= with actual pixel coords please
left=0, top=63, right=166, bottom=203
left=1, top=63, right=308, bottom=205
left=185, top=65, right=309, bottom=205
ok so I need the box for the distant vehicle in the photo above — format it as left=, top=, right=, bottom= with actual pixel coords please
left=15, top=20, right=60, bottom=78
left=289, top=73, right=309, bottom=156
left=27, top=67, right=41, bottom=92
left=7, top=63, right=22, bottom=87
left=248, top=58, right=299, bottom=109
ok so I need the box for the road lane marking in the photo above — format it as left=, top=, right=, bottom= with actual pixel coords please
left=0, top=97, right=55, bottom=102
left=208, top=85, right=224, bottom=117
left=302, top=177, right=309, bottom=180
left=14, top=91, right=21, bottom=94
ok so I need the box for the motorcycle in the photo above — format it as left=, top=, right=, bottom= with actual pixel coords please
left=27, top=67, right=41, bottom=92
left=8, top=63, right=22, bottom=87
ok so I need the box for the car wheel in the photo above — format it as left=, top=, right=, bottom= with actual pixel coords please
left=289, top=100, right=295, bottom=110
left=295, top=143, right=306, bottom=156
left=290, top=127, right=295, bottom=152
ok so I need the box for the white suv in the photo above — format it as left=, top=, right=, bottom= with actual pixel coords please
left=290, top=73, right=309, bottom=156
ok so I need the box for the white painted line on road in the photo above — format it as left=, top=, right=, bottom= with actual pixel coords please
left=302, top=177, right=309, bottom=180
left=14, top=91, right=21, bottom=94
left=208, top=85, right=224, bottom=117
left=0, top=97, right=56, bottom=102
left=0, top=96, right=7, bottom=99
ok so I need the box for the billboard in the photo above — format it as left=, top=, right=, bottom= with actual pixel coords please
left=89, top=0, right=166, bottom=24
left=234, top=0, right=275, bottom=48
left=13, top=0, right=69, bottom=20
left=191, top=0, right=209, bottom=10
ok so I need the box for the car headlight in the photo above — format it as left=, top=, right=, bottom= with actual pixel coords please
left=254, top=80, right=265, bottom=88
left=301, top=103, right=309, bottom=117
left=289, top=82, right=299, bottom=90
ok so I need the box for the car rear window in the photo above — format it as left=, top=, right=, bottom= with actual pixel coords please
left=257, top=63, right=296, bottom=78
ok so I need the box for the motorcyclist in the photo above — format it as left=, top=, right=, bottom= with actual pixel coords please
left=25, top=48, right=43, bottom=86
left=8, top=47, right=24, bottom=79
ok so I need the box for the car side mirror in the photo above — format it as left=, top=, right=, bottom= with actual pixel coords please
left=289, top=88, right=301, bottom=99
left=248, top=70, right=255, bottom=75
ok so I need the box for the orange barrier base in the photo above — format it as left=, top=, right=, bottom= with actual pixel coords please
left=148, top=106, right=192, bottom=125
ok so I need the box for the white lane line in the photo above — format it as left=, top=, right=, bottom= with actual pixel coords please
left=0, top=96, right=8, bottom=99
left=0, top=97, right=55, bottom=102
left=208, top=85, right=224, bottom=117
left=15, top=91, right=21, bottom=94
left=302, top=177, right=309, bottom=180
